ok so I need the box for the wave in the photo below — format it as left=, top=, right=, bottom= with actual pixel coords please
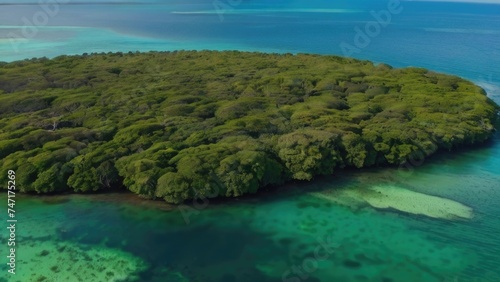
left=475, top=80, right=500, bottom=102
left=424, top=28, right=500, bottom=35
left=171, top=9, right=360, bottom=15
left=405, top=0, right=500, bottom=4
left=0, top=25, right=87, bottom=30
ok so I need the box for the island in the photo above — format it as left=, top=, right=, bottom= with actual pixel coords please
left=0, top=51, right=498, bottom=204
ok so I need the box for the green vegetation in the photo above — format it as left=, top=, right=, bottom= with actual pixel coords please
left=0, top=51, right=498, bottom=203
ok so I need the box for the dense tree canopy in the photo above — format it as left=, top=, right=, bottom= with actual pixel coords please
left=0, top=51, right=498, bottom=203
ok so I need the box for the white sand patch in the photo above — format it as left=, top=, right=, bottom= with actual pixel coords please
left=311, top=185, right=473, bottom=220
left=364, top=185, right=473, bottom=220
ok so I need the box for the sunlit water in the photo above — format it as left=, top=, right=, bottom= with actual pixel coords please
left=1, top=1, right=500, bottom=281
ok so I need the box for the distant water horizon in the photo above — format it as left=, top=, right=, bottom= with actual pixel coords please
left=1, top=1, right=499, bottom=80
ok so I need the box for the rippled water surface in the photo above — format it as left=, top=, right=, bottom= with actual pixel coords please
left=1, top=1, right=499, bottom=281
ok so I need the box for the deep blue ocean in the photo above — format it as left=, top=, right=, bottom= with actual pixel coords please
left=1, top=1, right=500, bottom=281
left=1, top=1, right=499, bottom=85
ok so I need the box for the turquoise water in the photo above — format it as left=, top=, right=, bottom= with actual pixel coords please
left=2, top=139, right=500, bottom=281
left=1, top=1, right=500, bottom=281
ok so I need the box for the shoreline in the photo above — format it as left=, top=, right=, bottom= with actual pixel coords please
left=5, top=127, right=498, bottom=209
left=1, top=51, right=498, bottom=205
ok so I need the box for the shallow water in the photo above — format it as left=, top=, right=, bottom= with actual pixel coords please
left=1, top=135, right=499, bottom=281
left=1, top=1, right=500, bottom=281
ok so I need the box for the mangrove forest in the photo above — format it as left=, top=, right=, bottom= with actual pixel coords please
left=0, top=51, right=497, bottom=203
